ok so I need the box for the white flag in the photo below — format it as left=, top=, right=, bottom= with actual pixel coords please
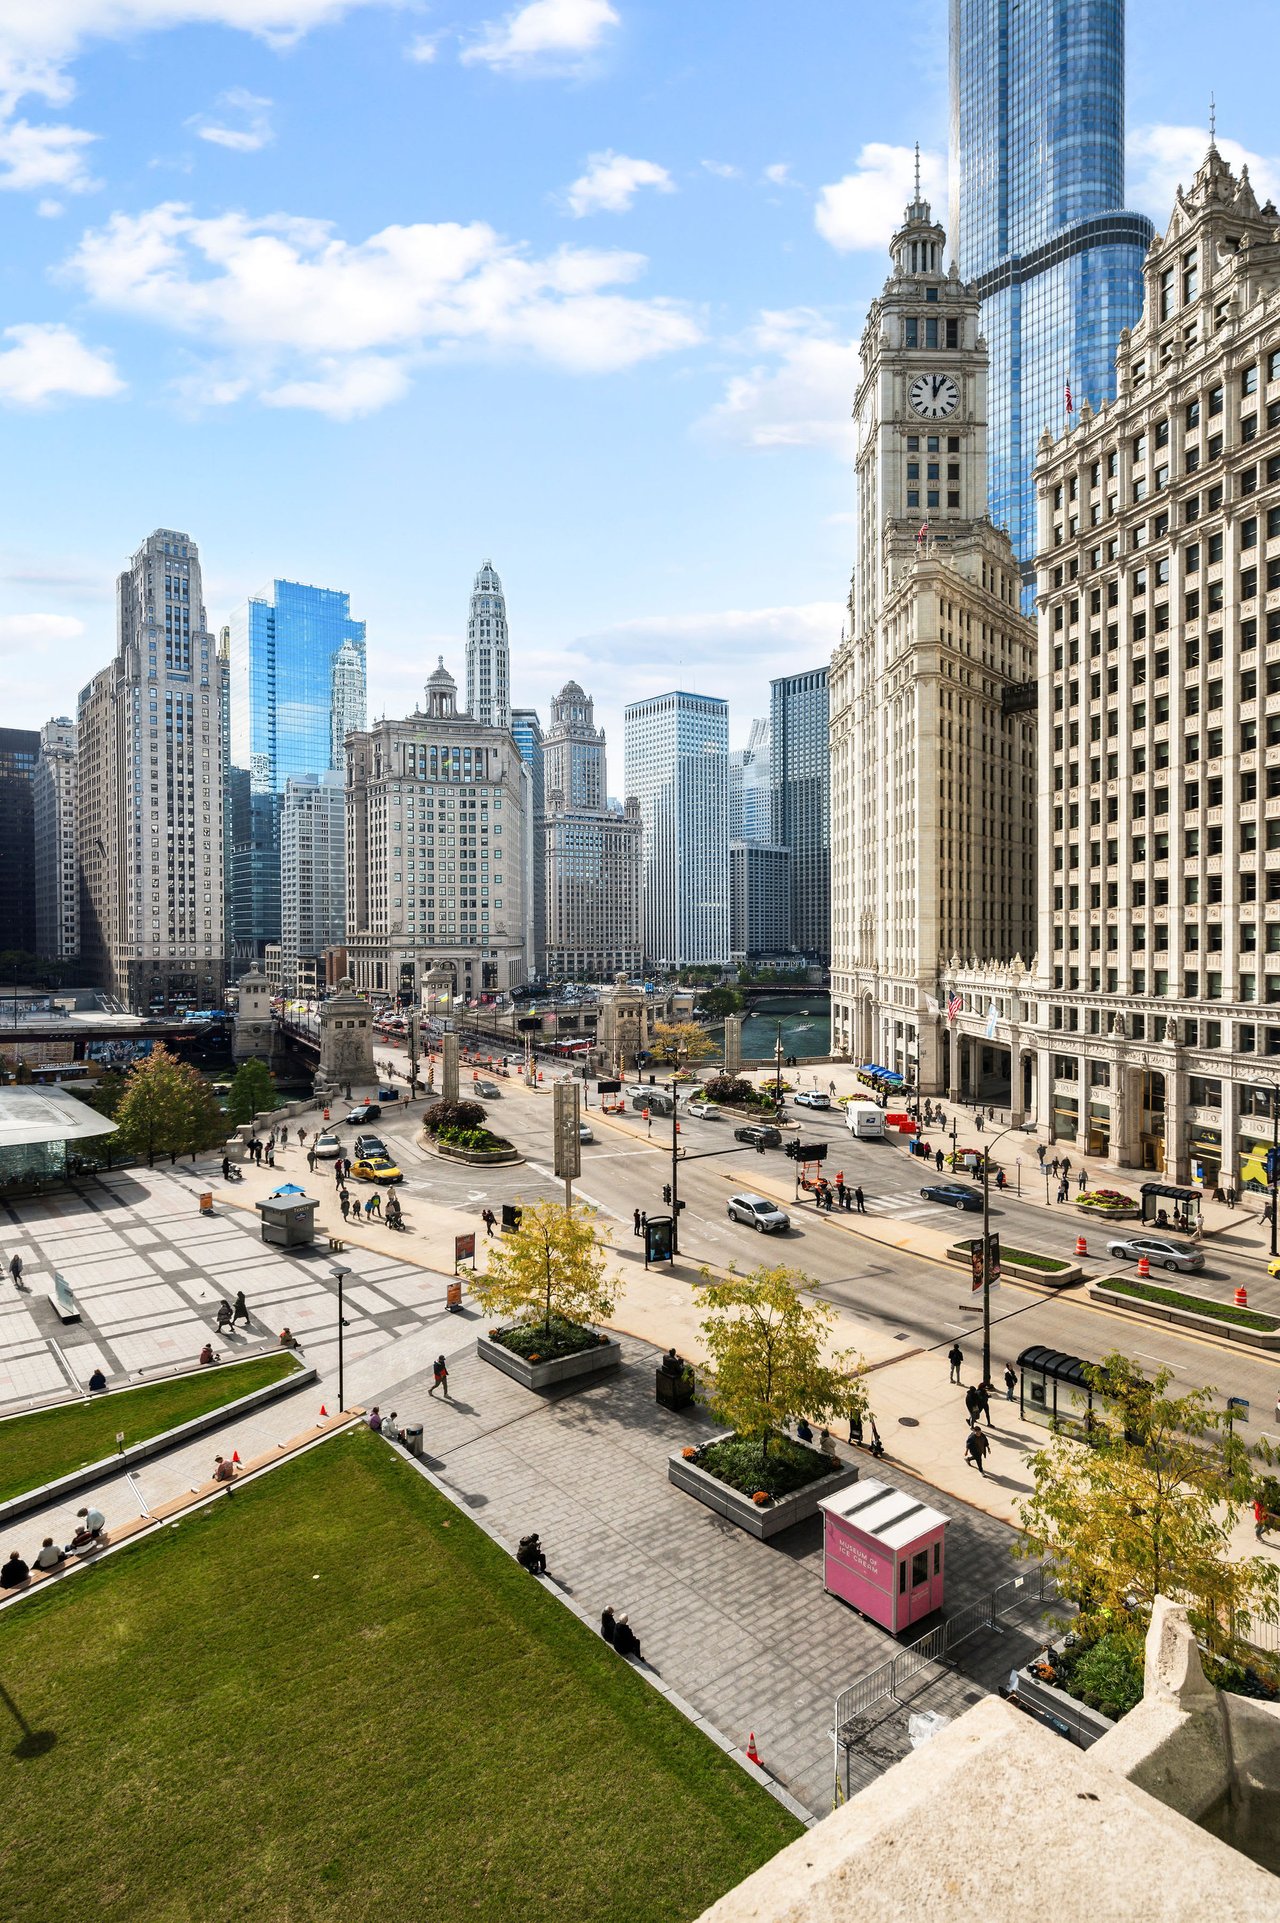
left=985, top=1001, right=998, bottom=1039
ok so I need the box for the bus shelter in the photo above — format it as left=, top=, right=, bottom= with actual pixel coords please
left=1017, top=1345, right=1097, bottom=1434
left=1139, top=1182, right=1202, bottom=1233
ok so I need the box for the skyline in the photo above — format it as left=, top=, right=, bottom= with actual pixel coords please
left=0, top=0, right=1276, bottom=753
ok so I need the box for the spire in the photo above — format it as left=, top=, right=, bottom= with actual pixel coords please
left=1209, top=91, right=1216, bottom=148
left=913, top=140, right=921, bottom=200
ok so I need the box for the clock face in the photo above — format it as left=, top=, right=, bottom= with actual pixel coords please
left=909, top=372, right=960, bottom=419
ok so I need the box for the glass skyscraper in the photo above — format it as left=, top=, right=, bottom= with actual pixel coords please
left=949, top=0, right=1153, bottom=595
left=227, top=579, right=365, bottom=967
left=770, top=669, right=830, bottom=963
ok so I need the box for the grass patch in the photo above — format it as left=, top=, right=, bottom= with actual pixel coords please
left=950, top=1244, right=1071, bottom=1273
left=698, top=1433, right=832, bottom=1499
left=493, top=1315, right=607, bottom=1361
left=1101, top=1276, right=1279, bottom=1332
left=0, top=1353, right=301, bottom=1504
left=0, top=1431, right=799, bottom=1923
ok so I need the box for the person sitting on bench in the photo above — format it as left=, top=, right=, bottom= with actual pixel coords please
left=65, top=1507, right=105, bottom=1554
left=88, top=1367, right=107, bottom=1392
left=1, top=1549, right=29, bottom=1588
left=612, top=1614, right=642, bottom=1660
left=33, top=1537, right=65, bottom=1571
left=199, top=1342, right=218, bottom=1366
left=516, top=1533, right=547, bottom=1574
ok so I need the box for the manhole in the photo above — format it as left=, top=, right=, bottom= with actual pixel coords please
left=898, top=1416, right=920, bottom=1427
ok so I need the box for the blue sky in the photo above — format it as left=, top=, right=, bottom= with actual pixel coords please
left=0, top=0, right=1276, bottom=758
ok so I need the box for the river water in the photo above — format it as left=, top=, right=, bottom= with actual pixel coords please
left=709, top=995, right=831, bottom=1063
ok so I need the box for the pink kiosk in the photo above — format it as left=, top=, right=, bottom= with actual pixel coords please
left=819, top=1478, right=949, bottom=1633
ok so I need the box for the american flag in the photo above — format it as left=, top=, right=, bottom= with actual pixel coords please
left=1065, top=376, right=1073, bottom=417
left=917, top=520, right=929, bottom=545
left=946, top=992, right=963, bottom=1024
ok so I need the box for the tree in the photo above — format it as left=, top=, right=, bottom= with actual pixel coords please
left=471, top=1199, right=614, bottom=1336
left=1018, top=1352, right=1280, bottom=1656
left=177, top=1073, right=230, bottom=1160
left=699, top=986, right=743, bottom=1019
left=225, top=1058, right=278, bottom=1127
left=422, top=1099, right=486, bottom=1134
left=651, top=1020, right=715, bottom=1068
left=114, top=1045, right=222, bottom=1166
left=696, top=1266, right=869, bottom=1468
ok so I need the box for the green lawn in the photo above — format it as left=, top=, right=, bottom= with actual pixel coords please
left=0, top=1429, right=800, bottom=1923
left=0, top=1353, right=301, bottom=1502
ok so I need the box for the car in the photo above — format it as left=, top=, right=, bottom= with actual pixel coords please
left=1104, top=1235, right=1206, bottom=1274
left=345, top=1102, right=381, bottom=1124
left=312, top=1133, right=343, bottom=1160
left=684, top=1100, right=722, bottom=1119
left=473, top=1079, right=501, bottom=1098
left=793, top=1091, right=832, bottom=1110
left=354, top=1133, right=388, bottom=1159
left=920, top=1182, right=983, bottom=1212
left=734, top=1123, right=783, bottom=1148
left=578, top=1122, right=594, bottom=1143
left=1270, top=1256, right=1280, bottom=1280
left=350, top=1154, right=403, bottom=1185
left=727, top=1193, right=791, bottom=1234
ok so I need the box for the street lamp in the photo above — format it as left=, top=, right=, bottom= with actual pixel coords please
left=330, top=1265, right=350, bottom=1412
left=1252, top=1080, right=1280, bottom=1259
left=774, top=1022, right=784, bottom=1112
left=979, top=1121, right=1037, bottom=1395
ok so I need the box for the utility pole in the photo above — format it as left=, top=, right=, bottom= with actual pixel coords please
left=980, top=1122, right=1034, bottom=1393
left=774, top=1023, right=784, bottom=1111
left=331, top=1265, right=349, bottom=1412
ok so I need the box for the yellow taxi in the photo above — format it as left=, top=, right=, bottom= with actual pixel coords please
left=1268, top=1256, right=1280, bottom=1279
left=350, top=1154, right=403, bottom=1185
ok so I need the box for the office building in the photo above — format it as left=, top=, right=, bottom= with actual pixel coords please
left=77, top=529, right=227, bottom=1012
left=949, top=0, right=1153, bottom=595
left=741, top=716, right=772, bottom=843
left=624, top=691, right=730, bottom=968
left=0, top=727, right=40, bottom=956
left=510, top=707, right=546, bottom=977
left=344, top=658, right=528, bottom=1002
left=730, top=841, right=791, bottom=962
left=1020, top=140, right=1280, bottom=1184
left=770, top=669, right=830, bottom=961
left=226, top=577, right=365, bottom=969
left=542, top=680, right=642, bottom=979
left=829, top=188, right=1036, bottom=1086
left=280, top=771, right=345, bottom=995
left=466, top=559, right=510, bottom=730
left=33, top=719, right=78, bottom=961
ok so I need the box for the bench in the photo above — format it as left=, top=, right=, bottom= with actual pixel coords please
left=52, top=1273, right=80, bottom=1324
left=327, top=1235, right=346, bottom=1253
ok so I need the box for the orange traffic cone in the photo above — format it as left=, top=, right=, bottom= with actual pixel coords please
left=1075, top=1235, right=1088, bottom=1256
left=319, top=1404, right=328, bottom=1417
left=1136, top=1254, right=1151, bottom=1278
left=745, top=1731, right=762, bottom=1767
left=232, top=1450, right=241, bottom=1464
left=1235, top=1284, right=1248, bottom=1308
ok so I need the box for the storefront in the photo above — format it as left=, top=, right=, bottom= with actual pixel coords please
left=0, top=1085, right=118, bottom=1192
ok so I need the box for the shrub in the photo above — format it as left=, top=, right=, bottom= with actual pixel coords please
left=698, top=1434, right=833, bottom=1500
left=493, top=1315, right=604, bottom=1362
left=1058, top=1633, right=1144, bottom=1720
left=423, top=1098, right=486, bottom=1135
left=702, top=1076, right=759, bottom=1108
left=435, top=1125, right=512, bottom=1153
left=1104, top=1276, right=1279, bottom=1332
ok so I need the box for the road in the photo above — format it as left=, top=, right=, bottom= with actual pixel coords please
left=357, top=1048, right=1280, bottom=1437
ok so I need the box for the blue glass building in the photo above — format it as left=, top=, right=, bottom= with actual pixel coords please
left=227, top=580, right=366, bottom=966
left=949, top=0, right=1153, bottom=597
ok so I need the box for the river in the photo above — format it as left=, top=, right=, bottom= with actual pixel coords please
left=709, top=995, right=830, bottom=1063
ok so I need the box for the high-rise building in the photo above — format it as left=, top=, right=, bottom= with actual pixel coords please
left=344, top=658, right=528, bottom=1002
left=624, top=691, right=730, bottom=969
left=33, top=718, right=78, bottom=962
left=77, top=529, right=227, bottom=1012
left=0, top=727, right=39, bottom=956
left=828, top=190, right=1036, bottom=1085
left=466, top=560, right=510, bottom=729
left=542, top=681, right=642, bottom=979
left=227, top=578, right=365, bottom=969
left=741, top=716, right=772, bottom=843
left=510, top=708, right=546, bottom=977
left=280, top=772, right=346, bottom=996
left=728, top=751, right=746, bottom=841
left=730, top=841, right=791, bottom=961
left=770, top=669, right=830, bottom=962
left=949, top=0, right=1153, bottom=596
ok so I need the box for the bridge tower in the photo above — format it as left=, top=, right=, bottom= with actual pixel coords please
left=232, top=970, right=280, bottom=1065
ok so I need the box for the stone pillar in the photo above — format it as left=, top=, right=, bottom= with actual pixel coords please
left=724, top=1014, right=743, bottom=1080
left=1008, top=1027, right=1024, bottom=1127
left=442, top=1033, right=459, bottom=1103
left=317, top=978, right=375, bottom=1093
left=1036, top=1044, right=1054, bottom=1139
left=1164, top=1041, right=1187, bottom=1183
left=1219, top=1074, right=1239, bottom=1190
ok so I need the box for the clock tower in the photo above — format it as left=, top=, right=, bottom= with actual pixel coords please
left=829, top=182, right=1036, bottom=1095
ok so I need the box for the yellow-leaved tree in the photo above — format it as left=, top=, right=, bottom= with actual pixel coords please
left=472, top=1199, right=614, bottom=1341
left=696, top=1265, right=869, bottom=1469
left=651, top=1020, right=716, bottom=1069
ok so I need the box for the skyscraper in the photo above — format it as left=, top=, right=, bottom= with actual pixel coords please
left=949, top=0, right=1153, bottom=594
left=770, top=669, right=830, bottom=962
left=0, top=727, right=39, bottom=956
left=226, top=578, right=365, bottom=969
left=510, top=708, right=546, bottom=977
left=77, top=529, right=227, bottom=1012
left=624, top=692, right=730, bottom=969
left=741, top=716, right=772, bottom=843
left=280, top=772, right=345, bottom=996
left=33, top=719, right=78, bottom=962
left=543, top=681, right=642, bottom=980
left=466, top=560, right=510, bottom=729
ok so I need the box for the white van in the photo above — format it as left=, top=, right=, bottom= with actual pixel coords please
left=846, top=1101, right=886, bottom=1139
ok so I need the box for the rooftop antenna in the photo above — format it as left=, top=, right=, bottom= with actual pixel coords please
left=913, top=141, right=921, bottom=199
left=1209, top=92, right=1217, bottom=146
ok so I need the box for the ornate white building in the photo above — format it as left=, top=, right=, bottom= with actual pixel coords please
left=829, top=187, right=1037, bottom=1090
left=465, top=560, right=510, bottom=731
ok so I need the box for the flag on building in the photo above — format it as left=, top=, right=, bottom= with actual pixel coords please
left=917, top=521, right=929, bottom=546
left=1065, top=376, right=1073, bottom=417
left=925, top=993, right=940, bottom=1017
left=946, top=992, right=962, bottom=1024
left=985, top=1000, right=999, bottom=1039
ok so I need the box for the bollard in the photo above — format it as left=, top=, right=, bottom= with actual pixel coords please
left=1234, top=1284, right=1248, bottom=1308
left=1136, top=1253, right=1151, bottom=1278
left=1075, top=1234, right=1087, bottom=1256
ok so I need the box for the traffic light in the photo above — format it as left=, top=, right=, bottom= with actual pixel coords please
left=662, top=1184, right=672, bottom=1204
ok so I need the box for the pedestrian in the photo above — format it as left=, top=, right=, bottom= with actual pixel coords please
left=935, top=1148, right=944, bottom=1172
left=964, top=1425, right=990, bottom=1475
left=335, top=1163, right=344, bottom=1186
left=215, top=1297, right=233, bottom=1333
left=1049, top=1157, right=1059, bottom=1178
left=307, top=1146, right=317, bottom=1173
left=601, top=1606, right=617, bottom=1645
left=1227, top=1186, right=1238, bottom=1210
left=824, top=1186, right=835, bottom=1213
left=266, top=1141, right=275, bottom=1168
left=829, top=1080, right=836, bottom=1097
left=339, top=1190, right=350, bottom=1220
left=8, top=1252, right=21, bottom=1287
left=835, top=1178, right=847, bottom=1208
left=965, top=1383, right=982, bottom=1423
left=633, top=1208, right=642, bottom=1237
left=297, top=1126, right=307, bottom=1145
left=231, top=1289, right=250, bottom=1329
left=645, top=1109, right=652, bottom=1133
left=482, top=1207, right=496, bottom=1236
left=975, top=1111, right=984, bottom=1133
left=212, top=1454, right=236, bottom=1491
left=1057, top=1180, right=1069, bottom=1204
left=995, top=1167, right=1006, bottom=1191
left=278, top=1125, right=288, bottom=1146
left=948, top=1343, right=963, bottom=1385
left=1254, top=1498, right=1270, bottom=1541
left=868, top=1417, right=885, bottom=1459
left=1004, top=1362, right=1018, bottom=1403
left=1061, top=1156, right=1072, bottom=1178
left=613, top=1615, right=643, bottom=1660
left=1036, top=1143, right=1046, bottom=1166
left=221, top=1155, right=232, bottom=1182
left=855, top=1185, right=866, bottom=1214
left=975, top=1381, right=993, bottom=1427
left=430, top=1354, right=449, bottom=1398
left=848, top=1407, right=864, bottom=1446
left=1077, top=1168, right=1087, bottom=1192
left=363, top=1195, right=374, bottom=1220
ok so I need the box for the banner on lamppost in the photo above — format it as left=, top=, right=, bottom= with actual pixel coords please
left=969, top=1233, right=1001, bottom=1292
left=553, top=1078, right=581, bottom=1182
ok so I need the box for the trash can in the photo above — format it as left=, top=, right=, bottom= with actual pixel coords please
left=401, top=1423, right=424, bottom=1458
left=501, top=1203, right=522, bottom=1233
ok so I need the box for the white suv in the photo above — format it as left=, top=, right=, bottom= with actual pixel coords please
left=727, top=1193, right=791, bottom=1234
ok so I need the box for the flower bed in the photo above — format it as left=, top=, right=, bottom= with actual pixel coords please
left=668, top=1431, right=858, bottom=1540
left=490, top=1315, right=606, bottom=1362
left=1075, top=1188, right=1139, bottom=1217
left=697, top=1433, right=833, bottom=1501
left=436, top=1123, right=513, bottom=1154
left=1100, top=1276, right=1279, bottom=1333
left=478, top=1322, right=622, bottom=1393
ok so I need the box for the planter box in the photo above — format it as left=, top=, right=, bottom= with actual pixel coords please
left=946, top=1245, right=1082, bottom=1289
left=478, top=1331, right=622, bottom=1391
left=1089, top=1283, right=1280, bottom=1350
left=429, top=1140, right=523, bottom=1166
left=656, top=1368, right=696, bottom=1410
left=1074, top=1202, right=1139, bottom=1221
left=1015, top=1666, right=1115, bottom=1749
left=668, top=1436, right=859, bottom=1540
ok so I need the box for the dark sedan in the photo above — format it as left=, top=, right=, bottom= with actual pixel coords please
left=920, top=1182, right=983, bottom=1213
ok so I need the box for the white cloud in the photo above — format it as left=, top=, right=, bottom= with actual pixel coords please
left=37, top=197, right=63, bottom=215
left=0, top=116, right=97, bottom=193
left=701, top=308, right=858, bottom=454
left=0, top=611, right=85, bottom=643
left=0, top=321, right=123, bottom=405
left=564, top=150, right=673, bottom=217
left=815, top=141, right=946, bottom=253
left=565, top=601, right=843, bottom=720
left=461, top=0, right=619, bottom=72
left=762, top=161, right=791, bottom=186
left=701, top=159, right=738, bottom=180
left=405, top=34, right=438, bottom=62
left=67, top=201, right=701, bottom=412
left=190, top=87, right=274, bottom=152
left=1127, top=124, right=1280, bottom=227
